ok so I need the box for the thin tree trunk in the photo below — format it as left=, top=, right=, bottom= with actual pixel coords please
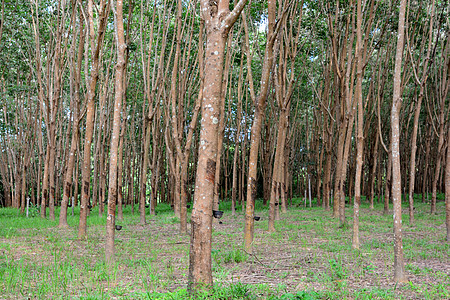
left=48, top=140, right=57, bottom=220
left=73, top=137, right=80, bottom=207
left=105, top=0, right=125, bottom=263
left=231, top=53, right=243, bottom=215
left=117, top=116, right=126, bottom=221
left=19, top=164, right=26, bottom=214
left=269, top=108, right=289, bottom=231
left=339, top=112, right=356, bottom=226
left=407, top=0, right=435, bottom=225
left=59, top=7, right=84, bottom=227
left=422, top=123, right=432, bottom=203
left=445, top=124, right=450, bottom=241
left=41, top=145, right=50, bottom=218
left=240, top=134, right=245, bottom=210
left=79, top=0, right=110, bottom=239
left=391, top=0, right=408, bottom=282
left=431, top=45, right=449, bottom=213
left=352, top=0, right=364, bottom=250
left=244, top=0, right=277, bottom=251
left=369, top=127, right=379, bottom=209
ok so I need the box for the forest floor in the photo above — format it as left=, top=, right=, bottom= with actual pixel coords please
left=0, top=195, right=449, bottom=299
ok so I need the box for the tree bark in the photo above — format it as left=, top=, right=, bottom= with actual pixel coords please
left=369, top=128, right=379, bottom=209
left=391, top=0, right=408, bottom=282
left=105, top=0, right=126, bottom=263
left=231, top=51, right=244, bottom=215
left=59, top=6, right=84, bottom=228
left=188, top=0, right=247, bottom=291
left=445, top=124, right=450, bottom=241
left=244, top=0, right=276, bottom=252
left=384, top=145, right=391, bottom=215
left=431, top=32, right=449, bottom=214
left=407, top=0, right=435, bottom=225
left=269, top=108, right=289, bottom=231
left=352, top=0, right=363, bottom=250
left=422, top=122, right=432, bottom=203
left=78, top=0, right=110, bottom=239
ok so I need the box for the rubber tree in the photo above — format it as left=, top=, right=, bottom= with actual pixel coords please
left=59, top=2, right=85, bottom=228
left=406, top=0, right=436, bottom=226
left=352, top=0, right=364, bottom=250
left=104, top=0, right=126, bottom=264
left=445, top=124, right=450, bottom=241
left=391, top=0, right=408, bottom=283
left=430, top=31, right=450, bottom=215
left=188, top=0, right=248, bottom=291
left=268, top=1, right=303, bottom=232
left=78, top=0, right=111, bottom=240
left=243, top=0, right=277, bottom=253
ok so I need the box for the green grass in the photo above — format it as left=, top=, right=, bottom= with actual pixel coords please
left=0, top=194, right=448, bottom=299
left=212, top=244, right=248, bottom=266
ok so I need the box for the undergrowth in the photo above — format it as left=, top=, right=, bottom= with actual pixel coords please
left=0, top=194, right=448, bottom=299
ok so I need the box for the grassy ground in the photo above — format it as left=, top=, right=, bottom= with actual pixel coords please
left=0, top=194, right=448, bottom=299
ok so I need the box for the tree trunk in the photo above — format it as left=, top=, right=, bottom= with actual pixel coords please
left=213, top=35, right=232, bottom=214
left=188, top=29, right=225, bottom=290
left=269, top=108, right=289, bottom=231
left=117, top=117, right=126, bottom=221
left=339, top=112, right=356, bottom=226
left=391, top=0, right=408, bottom=282
left=59, top=10, right=84, bottom=227
left=431, top=33, right=449, bottom=213
left=19, top=164, right=26, bottom=214
left=369, top=128, right=379, bottom=209
left=231, top=58, right=243, bottom=215
left=422, top=123, right=432, bottom=203
left=352, top=0, right=363, bottom=250
left=105, top=0, right=125, bottom=263
left=244, top=0, right=276, bottom=251
left=78, top=0, right=110, bottom=239
left=408, top=0, right=435, bottom=225
left=41, top=145, right=50, bottom=218
left=139, top=124, right=151, bottom=224
left=445, top=125, right=450, bottom=241
left=384, top=144, right=392, bottom=215
left=188, top=0, right=247, bottom=291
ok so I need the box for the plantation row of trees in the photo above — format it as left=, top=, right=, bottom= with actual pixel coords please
left=0, top=0, right=449, bottom=290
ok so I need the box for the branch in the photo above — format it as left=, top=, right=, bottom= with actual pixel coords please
left=223, top=0, right=248, bottom=28
left=405, top=32, right=421, bottom=85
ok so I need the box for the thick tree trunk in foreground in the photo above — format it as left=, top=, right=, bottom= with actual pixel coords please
left=391, top=0, right=407, bottom=283
left=188, top=30, right=225, bottom=290
left=188, top=0, right=247, bottom=291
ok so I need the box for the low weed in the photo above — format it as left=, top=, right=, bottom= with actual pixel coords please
left=212, top=245, right=248, bottom=266
left=328, top=259, right=348, bottom=281
left=0, top=194, right=448, bottom=299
